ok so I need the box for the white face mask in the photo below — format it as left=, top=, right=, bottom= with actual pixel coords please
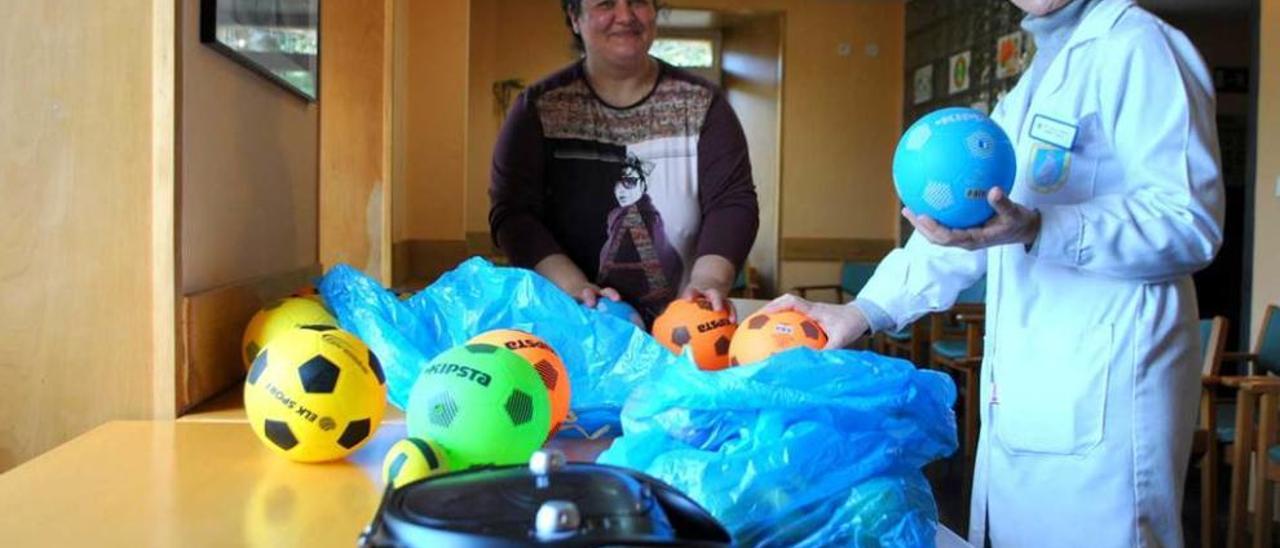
left=1010, top=0, right=1073, bottom=16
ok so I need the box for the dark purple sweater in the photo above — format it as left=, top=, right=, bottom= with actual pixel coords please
left=489, top=60, right=759, bottom=320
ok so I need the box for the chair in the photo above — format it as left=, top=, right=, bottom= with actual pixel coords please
left=924, top=277, right=987, bottom=369
left=790, top=261, right=877, bottom=350
left=925, top=277, right=987, bottom=457
left=877, top=322, right=929, bottom=363
left=793, top=261, right=877, bottom=304
left=876, top=275, right=986, bottom=368
left=1190, top=316, right=1229, bottom=548
left=1238, top=380, right=1280, bottom=548
left=1220, top=376, right=1280, bottom=548
left=1212, top=304, right=1280, bottom=547
left=928, top=304, right=984, bottom=457
left=729, top=266, right=763, bottom=299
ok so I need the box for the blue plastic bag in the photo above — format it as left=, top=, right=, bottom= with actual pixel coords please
left=598, top=346, right=957, bottom=546
left=320, top=258, right=958, bottom=545
left=318, top=258, right=678, bottom=424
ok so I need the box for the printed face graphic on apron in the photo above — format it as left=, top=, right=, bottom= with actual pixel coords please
left=598, top=155, right=684, bottom=320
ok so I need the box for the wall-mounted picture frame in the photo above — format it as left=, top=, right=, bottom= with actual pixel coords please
left=995, top=31, right=1023, bottom=80
left=913, top=64, right=934, bottom=105
left=949, top=50, right=971, bottom=95
left=200, top=0, right=319, bottom=101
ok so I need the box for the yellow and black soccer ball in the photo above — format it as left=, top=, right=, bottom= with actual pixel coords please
left=242, top=297, right=338, bottom=369
left=244, top=325, right=387, bottom=462
left=381, top=437, right=451, bottom=488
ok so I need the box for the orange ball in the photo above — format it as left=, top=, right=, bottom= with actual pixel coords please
left=652, top=298, right=737, bottom=371
left=729, top=310, right=829, bottom=366
left=466, top=329, right=570, bottom=432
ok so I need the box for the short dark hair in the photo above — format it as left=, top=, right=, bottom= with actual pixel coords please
left=560, top=0, right=665, bottom=53
left=562, top=0, right=586, bottom=52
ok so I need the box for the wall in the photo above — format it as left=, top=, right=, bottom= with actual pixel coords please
left=1252, top=0, right=1279, bottom=343
left=319, top=0, right=393, bottom=283
left=402, top=0, right=471, bottom=242
left=466, top=0, right=579, bottom=237
left=0, top=0, right=175, bottom=471
left=468, top=0, right=498, bottom=238
left=667, top=1, right=905, bottom=294
left=180, top=0, right=318, bottom=294
left=722, top=15, right=783, bottom=295
left=392, top=0, right=409, bottom=252
left=389, top=0, right=475, bottom=284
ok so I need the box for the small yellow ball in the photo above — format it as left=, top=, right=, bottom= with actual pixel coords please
left=382, top=437, right=451, bottom=488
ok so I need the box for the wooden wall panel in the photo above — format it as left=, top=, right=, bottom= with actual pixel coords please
left=391, top=235, right=508, bottom=288
left=177, top=266, right=320, bottom=415
left=154, top=0, right=179, bottom=420
left=780, top=238, right=896, bottom=262
left=0, top=0, right=175, bottom=471
left=723, top=14, right=784, bottom=296
left=320, top=0, right=394, bottom=284
left=405, top=0, right=470, bottom=242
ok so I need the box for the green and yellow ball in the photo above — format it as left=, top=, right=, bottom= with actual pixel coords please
left=245, top=325, right=387, bottom=462
left=381, top=437, right=450, bottom=488
left=407, top=343, right=551, bottom=469
left=243, top=297, right=338, bottom=369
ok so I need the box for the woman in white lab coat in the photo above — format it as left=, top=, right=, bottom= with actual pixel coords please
left=763, top=0, right=1224, bottom=545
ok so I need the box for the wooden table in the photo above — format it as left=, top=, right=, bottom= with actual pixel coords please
left=0, top=299, right=972, bottom=547
left=0, top=420, right=969, bottom=547
left=0, top=421, right=395, bottom=547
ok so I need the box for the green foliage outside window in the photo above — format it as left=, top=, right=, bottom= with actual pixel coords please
left=650, top=38, right=714, bottom=68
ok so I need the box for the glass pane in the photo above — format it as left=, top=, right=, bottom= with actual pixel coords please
left=650, top=38, right=714, bottom=68
left=207, top=0, right=319, bottom=100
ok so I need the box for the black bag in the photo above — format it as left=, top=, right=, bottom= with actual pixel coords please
left=360, top=450, right=732, bottom=547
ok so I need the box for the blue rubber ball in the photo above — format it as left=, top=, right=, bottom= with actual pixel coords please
left=892, top=107, right=1016, bottom=229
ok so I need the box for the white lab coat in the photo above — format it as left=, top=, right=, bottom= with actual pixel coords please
left=858, top=1, right=1224, bottom=545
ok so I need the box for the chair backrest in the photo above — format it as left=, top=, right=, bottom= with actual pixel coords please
left=1257, top=305, right=1280, bottom=376
left=1199, top=316, right=1228, bottom=377
left=956, top=275, right=987, bottom=304
left=839, top=261, right=878, bottom=299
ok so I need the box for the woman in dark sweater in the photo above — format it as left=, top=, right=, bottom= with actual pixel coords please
left=488, top=0, right=759, bottom=324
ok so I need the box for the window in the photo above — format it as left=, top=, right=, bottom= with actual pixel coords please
left=649, top=38, right=715, bottom=68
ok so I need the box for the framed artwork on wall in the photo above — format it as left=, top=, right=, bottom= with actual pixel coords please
left=201, top=0, right=319, bottom=101
left=995, top=31, right=1023, bottom=79
left=949, top=51, right=971, bottom=95
left=913, top=64, right=934, bottom=105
